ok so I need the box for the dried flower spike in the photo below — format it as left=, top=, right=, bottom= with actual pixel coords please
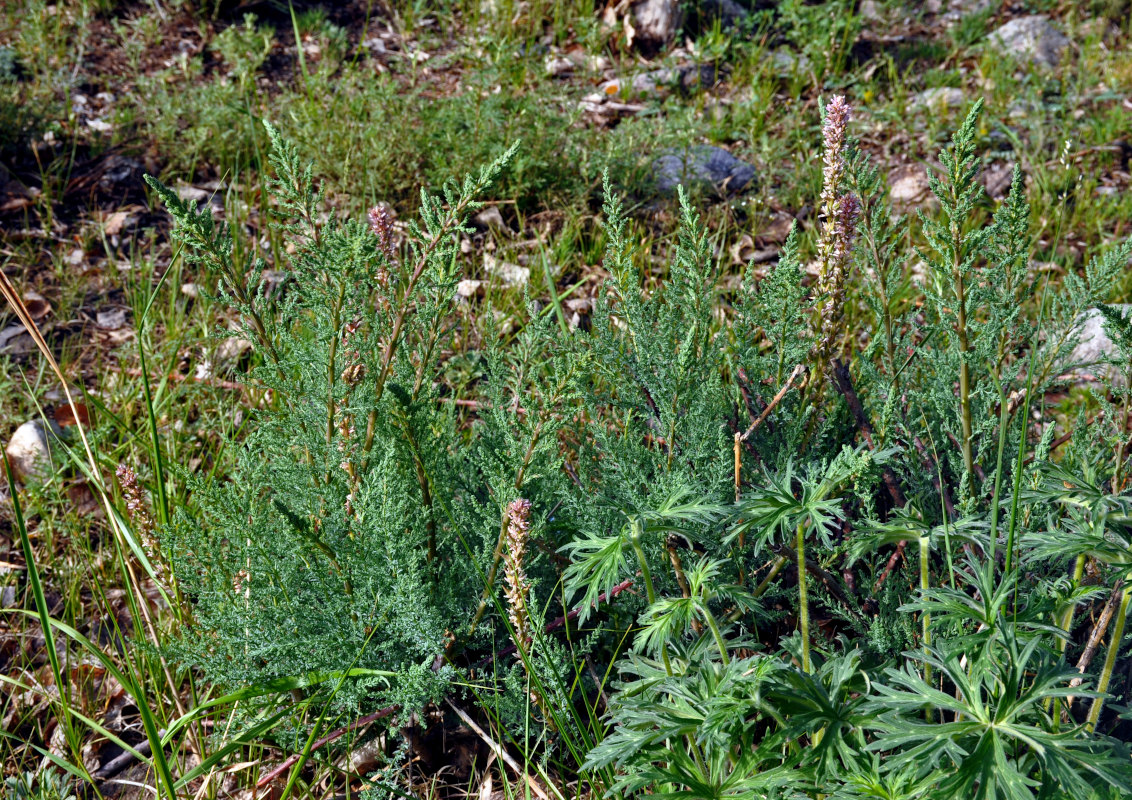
left=820, top=96, right=852, bottom=218
left=814, top=96, right=860, bottom=362
left=116, top=464, right=164, bottom=582
left=504, top=498, right=533, bottom=650
left=367, top=204, right=397, bottom=285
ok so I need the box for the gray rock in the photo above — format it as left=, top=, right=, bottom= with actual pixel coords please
left=96, top=307, right=129, bottom=330
left=911, top=87, right=966, bottom=111
left=97, top=155, right=143, bottom=193
left=599, top=63, right=723, bottom=97
left=456, top=279, right=483, bottom=299
left=631, top=0, right=684, bottom=49
left=936, top=0, right=994, bottom=26
left=926, top=0, right=993, bottom=14
left=770, top=49, right=811, bottom=78
left=988, top=16, right=1070, bottom=68
left=652, top=146, right=756, bottom=195
left=888, top=165, right=937, bottom=212
left=858, top=0, right=884, bottom=21
left=697, top=0, right=749, bottom=29
left=484, top=253, right=530, bottom=287
left=1069, top=305, right=1132, bottom=381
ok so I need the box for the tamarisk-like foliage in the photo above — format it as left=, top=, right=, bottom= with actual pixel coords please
left=142, top=99, right=1132, bottom=797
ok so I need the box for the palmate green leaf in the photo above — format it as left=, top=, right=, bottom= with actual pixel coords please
left=637, top=595, right=699, bottom=657
left=827, top=757, right=940, bottom=800
left=765, top=650, right=870, bottom=779
left=637, top=559, right=729, bottom=657
left=1021, top=460, right=1132, bottom=572
left=1024, top=509, right=1132, bottom=574
left=587, top=649, right=805, bottom=799
left=847, top=504, right=988, bottom=565
left=865, top=626, right=1132, bottom=800
left=897, top=556, right=1063, bottom=643
left=560, top=531, right=629, bottom=625
left=614, top=754, right=805, bottom=800
left=562, top=487, right=727, bottom=625
left=727, top=460, right=806, bottom=549
left=729, top=448, right=877, bottom=553
left=638, top=485, right=729, bottom=536
left=1024, top=460, right=1132, bottom=518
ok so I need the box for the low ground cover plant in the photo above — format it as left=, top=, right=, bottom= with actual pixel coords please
left=4, top=5, right=1132, bottom=798
left=94, top=95, right=1132, bottom=798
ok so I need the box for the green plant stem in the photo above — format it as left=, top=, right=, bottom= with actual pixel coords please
left=466, top=417, right=548, bottom=639
left=1086, top=582, right=1132, bottom=732
left=954, top=248, right=975, bottom=486
left=1051, top=554, right=1087, bottom=730
left=796, top=520, right=812, bottom=674
left=137, top=332, right=170, bottom=527
left=629, top=523, right=672, bottom=676
left=753, top=555, right=788, bottom=598
left=5, top=453, right=81, bottom=768
left=1006, top=273, right=1050, bottom=578
left=702, top=608, right=730, bottom=666
left=324, top=281, right=345, bottom=483
left=360, top=200, right=479, bottom=462
left=987, top=370, right=1011, bottom=566
left=919, top=534, right=933, bottom=710
left=1113, top=387, right=1132, bottom=493
left=1059, top=555, right=1088, bottom=651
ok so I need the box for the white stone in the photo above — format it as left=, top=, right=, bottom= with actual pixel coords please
left=5, top=420, right=58, bottom=482
left=474, top=205, right=510, bottom=233
left=1069, top=305, right=1132, bottom=383
left=456, top=279, right=482, bottom=299
left=858, top=0, right=883, bottom=21
left=484, top=253, right=529, bottom=287
left=912, top=87, right=966, bottom=111
left=216, top=337, right=252, bottom=362
left=175, top=184, right=210, bottom=203
left=545, top=56, right=574, bottom=77
left=96, top=308, right=129, bottom=330
left=888, top=165, right=936, bottom=211
left=770, top=49, right=811, bottom=77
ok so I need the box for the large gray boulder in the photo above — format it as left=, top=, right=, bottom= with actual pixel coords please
left=631, top=0, right=684, bottom=50
left=652, top=146, right=756, bottom=195
left=988, top=16, right=1070, bottom=68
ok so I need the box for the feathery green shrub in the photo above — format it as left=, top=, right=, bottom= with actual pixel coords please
left=146, top=95, right=1132, bottom=798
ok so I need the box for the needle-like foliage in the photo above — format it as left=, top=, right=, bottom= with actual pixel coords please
left=137, top=96, right=1132, bottom=796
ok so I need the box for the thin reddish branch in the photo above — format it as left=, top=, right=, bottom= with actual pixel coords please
left=740, top=364, right=805, bottom=442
